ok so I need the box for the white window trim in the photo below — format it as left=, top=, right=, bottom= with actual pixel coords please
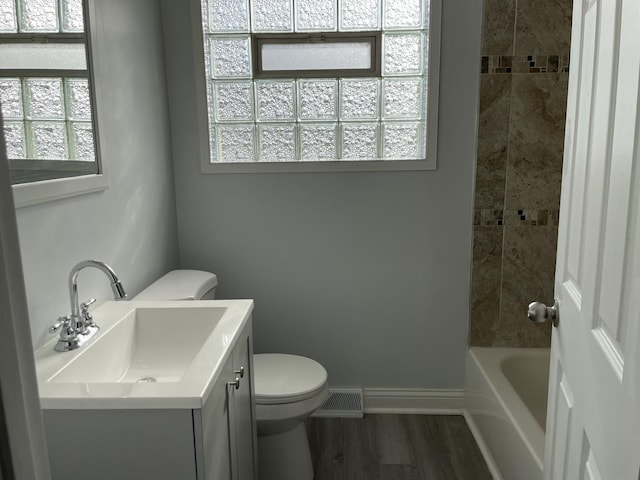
left=12, top=173, right=108, bottom=208
left=195, top=0, right=442, bottom=174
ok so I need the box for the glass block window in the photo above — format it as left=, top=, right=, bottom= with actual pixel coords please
left=0, top=0, right=84, bottom=34
left=0, top=77, right=94, bottom=160
left=0, top=0, right=97, bottom=184
left=200, top=0, right=433, bottom=165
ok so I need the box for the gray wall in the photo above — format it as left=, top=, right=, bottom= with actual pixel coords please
left=16, top=0, right=179, bottom=348
left=164, top=0, right=483, bottom=389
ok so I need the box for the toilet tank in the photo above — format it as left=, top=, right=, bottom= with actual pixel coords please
left=133, top=270, right=218, bottom=301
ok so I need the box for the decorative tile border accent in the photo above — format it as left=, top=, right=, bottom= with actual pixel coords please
left=475, top=209, right=504, bottom=225
left=474, top=209, right=560, bottom=226
left=481, top=55, right=570, bottom=74
left=504, top=209, right=549, bottom=225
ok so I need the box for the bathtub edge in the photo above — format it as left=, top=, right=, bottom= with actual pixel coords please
left=466, top=347, right=547, bottom=480
left=463, top=409, right=503, bottom=480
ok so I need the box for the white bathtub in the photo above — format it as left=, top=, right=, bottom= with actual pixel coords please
left=465, top=347, right=550, bottom=480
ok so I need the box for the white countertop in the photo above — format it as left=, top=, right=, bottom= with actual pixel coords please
left=35, top=299, right=253, bottom=410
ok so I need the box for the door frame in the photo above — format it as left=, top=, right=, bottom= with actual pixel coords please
left=0, top=114, right=52, bottom=480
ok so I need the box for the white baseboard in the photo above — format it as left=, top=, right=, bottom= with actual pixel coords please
left=463, top=410, right=503, bottom=480
left=363, top=388, right=465, bottom=414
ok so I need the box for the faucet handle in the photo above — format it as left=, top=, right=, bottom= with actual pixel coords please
left=50, top=315, right=71, bottom=333
left=80, top=297, right=97, bottom=312
left=80, top=297, right=97, bottom=328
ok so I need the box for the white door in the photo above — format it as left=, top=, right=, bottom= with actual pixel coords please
left=543, top=0, right=640, bottom=476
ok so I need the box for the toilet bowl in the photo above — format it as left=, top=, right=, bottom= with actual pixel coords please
left=254, top=353, right=328, bottom=480
left=134, top=270, right=329, bottom=480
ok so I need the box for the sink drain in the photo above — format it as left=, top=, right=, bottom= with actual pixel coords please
left=136, top=377, right=157, bottom=383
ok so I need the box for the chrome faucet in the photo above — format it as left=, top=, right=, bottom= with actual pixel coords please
left=51, top=260, right=127, bottom=352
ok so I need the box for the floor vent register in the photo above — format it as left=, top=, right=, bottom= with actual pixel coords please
left=311, top=388, right=364, bottom=418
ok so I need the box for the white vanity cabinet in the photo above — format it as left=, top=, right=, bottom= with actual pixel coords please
left=42, top=320, right=257, bottom=480
left=194, top=321, right=258, bottom=480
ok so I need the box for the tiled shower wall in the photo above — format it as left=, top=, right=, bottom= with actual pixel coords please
left=469, top=0, right=572, bottom=347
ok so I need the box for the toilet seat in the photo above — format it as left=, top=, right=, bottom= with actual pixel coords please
left=254, top=354, right=328, bottom=405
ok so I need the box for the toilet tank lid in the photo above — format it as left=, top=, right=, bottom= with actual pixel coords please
left=134, top=270, right=218, bottom=301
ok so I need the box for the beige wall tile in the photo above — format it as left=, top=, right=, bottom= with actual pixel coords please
left=472, top=0, right=572, bottom=348
left=505, top=73, right=568, bottom=209
left=514, top=0, right=572, bottom=55
left=470, top=226, right=504, bottom=346
left=482, top=0, right=516, bottom=55
left=495, top=225, right=557, bottom=347
left=476, top=75, right=512, bottom=209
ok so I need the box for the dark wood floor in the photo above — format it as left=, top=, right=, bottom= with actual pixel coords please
left=307, top=414, right=493, bottom=480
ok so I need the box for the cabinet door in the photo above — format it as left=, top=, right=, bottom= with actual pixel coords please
left=44, top=409, right=198, bottom=480
left=197, top=321, right=257, bottom=480
left=231, top=329, right=258, bottom=480
left=198, top=355, right=234, bottom=480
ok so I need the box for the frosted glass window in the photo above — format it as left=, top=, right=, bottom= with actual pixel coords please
left=300, top=124, right=337, bottom=160
left=66, top=79, right=92, bottom=120
left=297, top=79, right=338, bottom=121
left=26, top=78, right=65, bottom=119
left=0, top=79, right=23, bottom=118
left=255, top=80, right=296, bottom=121
left=209, top=36, right=252, bottom=78
left=200, top=0, right=434, bottom=166
left=342, top=123, right=379, bottom=159
left=3, top=122, right=26, bottom=158
left=340, top=78, right=379, bottom=120
left=382, top=77, right=423, bottom=119
left=2, top=0, right=99, bottom=185
left=71, top=122, right=95, bottom=160
left=294, top=0, right=336, bottom=32
left=213, top=81, right=254, bottom=121
left=254, top=33, right=380, bottom=78
left=1, top=0, right=85, bottom=33
left=258, top=124, right=297, bottom=161
left=251, top=0, right=293, bottom=32
left=339, top=0, right=379, bottom=31
left=20, top=0, right=58, bottom=32
left=0, top=77, right=95, bottom=162
left=383, top=33, right=424, bottom=75
left=0, top=43, right=87, bottom=70
left=217, top=124, right=255, bottom=162
left=61, top=0, right=84, bottom=32
left=383, top=122, right=423, bottom=159
left=260, top=41, right=372, bottom=72
left=383, top=0, right=425, bottom=30
left=30, top=122, right=68, bottom=159
left=0, top=0, right=17, bottom=32
left=207, top=0, right=249, bottom=33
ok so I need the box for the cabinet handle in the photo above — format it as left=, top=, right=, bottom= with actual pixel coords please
left=228, top=377, right=240, bottom=390
left=234, top=366, right=245, bottom=378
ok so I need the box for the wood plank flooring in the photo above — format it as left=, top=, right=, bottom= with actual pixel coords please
left=307, top=415, right=493, bottom=480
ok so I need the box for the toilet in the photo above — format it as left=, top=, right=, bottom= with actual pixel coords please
left=134, top=269, right=329, bottom=480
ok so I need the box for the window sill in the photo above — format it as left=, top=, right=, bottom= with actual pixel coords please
left=200, top=158, right=436, bottom=174
left=12, top=173, right=108, bottom=208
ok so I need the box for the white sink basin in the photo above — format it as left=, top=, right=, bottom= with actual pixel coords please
left=35, top=300, right=253, bottom=409
left=49, top=306, right=223, bottom=384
